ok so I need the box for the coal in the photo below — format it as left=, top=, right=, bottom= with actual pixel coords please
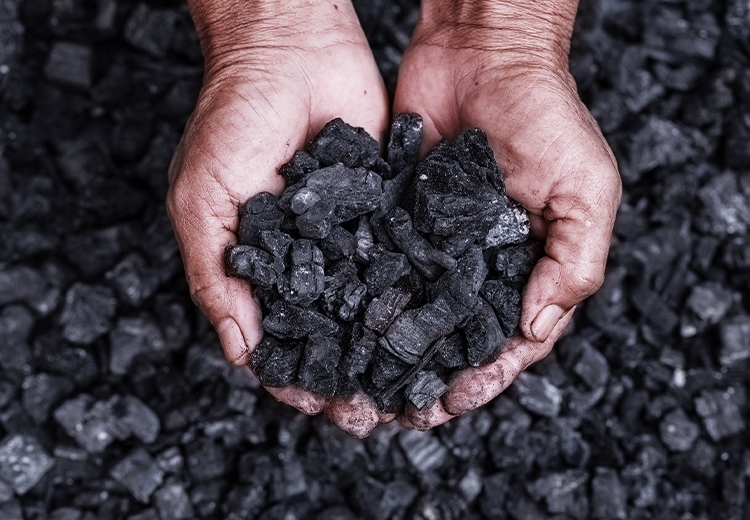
left=0, top=434, right=55, bottom=495
left=59, top=283, right=117, bottom=345
left=44, top=42, right=92, bottom=90
left=249, top=336, right=303, bottom=388
left=4, top=0, right=750, bottom=516
left=110, top=448, right=164, bottom=503
left=228, top=119, right=531, bottom=410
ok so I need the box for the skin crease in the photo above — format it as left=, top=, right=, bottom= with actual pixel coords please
left=168, top=0, right=622, bottom=436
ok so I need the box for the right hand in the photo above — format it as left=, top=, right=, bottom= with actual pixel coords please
left=167, top=0, right=391, bottom=437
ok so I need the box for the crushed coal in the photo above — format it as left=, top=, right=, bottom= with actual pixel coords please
left=226, top=116, right=535, bottom=412
left=1, top=0, right=749, bottom=518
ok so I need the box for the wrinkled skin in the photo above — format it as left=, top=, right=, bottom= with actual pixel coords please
left=167, top=0, right=621, bottom=437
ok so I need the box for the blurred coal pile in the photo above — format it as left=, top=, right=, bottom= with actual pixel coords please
left=0, top=0, right=748, bottom=518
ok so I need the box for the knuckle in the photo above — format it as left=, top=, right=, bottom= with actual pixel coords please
left=566, top=263, right=605, bottom=299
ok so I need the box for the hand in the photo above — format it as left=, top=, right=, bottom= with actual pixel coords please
left=167, top=0, right=392, bottom=437
left=392, top=0, right=622, bottom=429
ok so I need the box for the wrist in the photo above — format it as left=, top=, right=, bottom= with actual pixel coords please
left=415, top=0, right=578, bottom=69
left=187, top=0, right=365, bottom=70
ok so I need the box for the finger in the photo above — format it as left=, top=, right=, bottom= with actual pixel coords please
left=167, top=179, right=265, bottom=366
left=443, top=307, right=574, bottom=416
left=266, top=385, right=325, bottom=416
left=397, top=414, right=417, bottom=430
left=324, top=392, right=380, bottom=439
left=520, top=163, right=619, bottom=343
left=377, top=411, right=398, bottom=424
left=404, top=399, right=456, bottom=431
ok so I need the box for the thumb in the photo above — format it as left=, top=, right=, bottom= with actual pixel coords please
left=520, top=169, right=620, bottom=343
left=167, top=177, right=263, bottom=366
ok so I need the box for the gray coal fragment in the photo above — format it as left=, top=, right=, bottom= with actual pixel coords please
left=368, top=348, right=410, bottom=390
left=319, top=226, right=357, bottom=261
left=124, top=3, right=178, bottom=58
left=44, top=42, right=92, bottom=89
left=279, top=150, right=320, bottom=186
left=110, top=448, right=164, bottom=503
left=297, top=334, right=341, bottom=397
left=238, top=192, right=284, bottom=246
left=485, top=199, right=531, bottom=248
left=364, top=248, right=412, bottom=295
left=59, top=282, right=117, bottom=345
left=405, top=370, right=448, bottom=411
left=510, top=372, right=562, bottom=418
left=718, top=315, right=750, bottom=366
left=434, top=332, right=468, bottom=369
left=262, top=301, right=339, bottom=340
left=308, top=118, right=382, bottom=170
left=591, top=468, right=627, bottom=520
left=694, top=387, right=745, bottom=441
left=323, top=259, right=367, bottom=321
left=492, top=241, right=543, bottom=278
left=381, top=308, right=441, bottom=365
left=463, top=297, right=507, bottom=367
left=294, top=164, right=383, bottom=239
left=249, top=336, right=303, bottom=388
left=364, top=287, right=411, bottom=334
left=339, top=323, right=378, bottom=379
left=258, top=230, right=294, bottom=259
left=481, top=280, right=521, bottom=337
left=386, top=113, right=423, bottom=178
left=282, top=239, right=325, bottom=306
left=21, top=373, right=74, bottom=425
left=398, top=429, right=448, bottom=473
left=659, top=408, right=700, bottom=452
left=385, top=207, right=456, bottom=281
left=355, top=216, right=376, bottom=263
left=224, top=245, right=284, bottom=289
left=0, top=434, right=55, bottom=495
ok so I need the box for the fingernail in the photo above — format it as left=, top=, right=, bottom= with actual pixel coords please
left=531, top=304, right=566, bottom=342
left=217, top=318, right=248, bottom=365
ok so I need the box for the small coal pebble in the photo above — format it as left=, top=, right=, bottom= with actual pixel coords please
left=227, top=116, right=534, bottom=411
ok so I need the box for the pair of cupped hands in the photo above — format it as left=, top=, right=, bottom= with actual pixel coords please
left=166, top=0, right=621, bottom=438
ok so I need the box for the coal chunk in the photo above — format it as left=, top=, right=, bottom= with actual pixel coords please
left=239, top=192, right=284, bottom=246
left=297, top=334, right=341, bottom=397
left=110, top=448, right=164, bottom=503
left=386, top=112, right=422, bottom=178
left=249, top=336, right=303, bottom=388
left=659, top=408, right=700, bottom=452
left=405, top=370, right=448, bottom=411
left=59, top=283, right=117, bottom=345
left=259, top=230, right=294, bottom=259
left=279, top=150, right=320, bottom=186
left=225, top=245, right=284, bottom=289
left=481, top=280, right=521, bottom=337
left=339, top=323, right=377, bottom=380
left=282, top=240, right=325, bottom=305
left=463, top=298, right=507, bottom=367
left=0, top=434, right=55, bottom=495
left=364, top=249, right=411, bottom=296
left=322, top=259, right=367, bottom=321
left=21, top=373, right=74, bottom=424
left=294, top=164, right=382, bottom=239
left=44, top=42, right=92, bottom=89
left=492, top=241, right=543, bottom=278
left=385, top=207, right=456, bottom=281
left=510, top=372, right=562, bottom=418
left=308, top=118, right=382, bottom=170
left=434, top=332, right=468, bottom=369
left=319, top=226, right=357, bottom=261
left=262, top=301, right=339, bottom=339
left=694, top=387, right=745, bottom=441
left=719, top=315, right=750, bottom=366
left=364, top=287, right=411, bottom=335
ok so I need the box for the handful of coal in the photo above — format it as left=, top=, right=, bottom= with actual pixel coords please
left=225, top=114, right=542, bottom=413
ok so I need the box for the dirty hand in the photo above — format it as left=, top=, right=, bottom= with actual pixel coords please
left=393, top=0, right=622, bottom=429
left=167, top=0, right=391, bottom=436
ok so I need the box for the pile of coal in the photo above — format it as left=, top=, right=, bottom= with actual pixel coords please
left=225, top=115, right=540, bottom=412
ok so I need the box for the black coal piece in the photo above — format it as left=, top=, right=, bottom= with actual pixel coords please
left=226, top=115, right=534, bottom=412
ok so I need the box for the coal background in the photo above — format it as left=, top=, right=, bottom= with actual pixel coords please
left=0, top=0, right=748, bottom=518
